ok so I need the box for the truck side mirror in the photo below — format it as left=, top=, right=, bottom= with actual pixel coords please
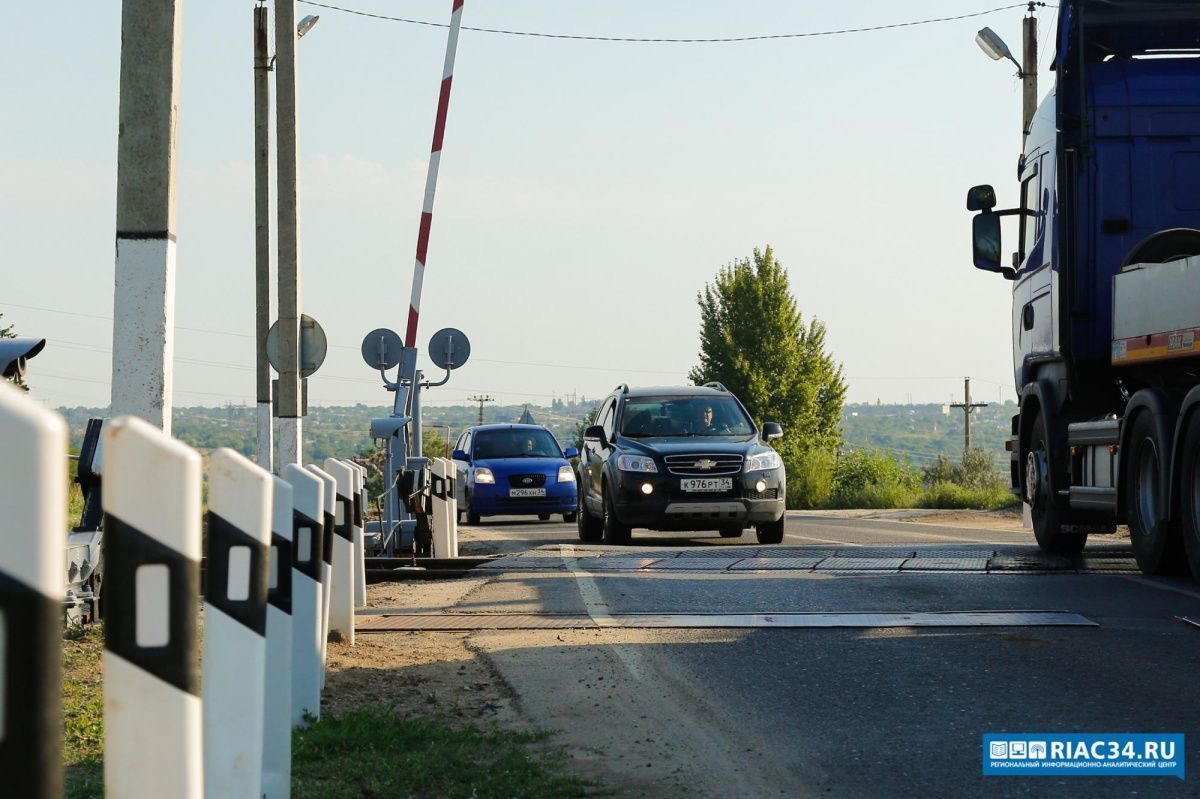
left=972, top=213, right=1015, bottom=279
left=761, top=422, right=783, bottom=441
left=967, top=184, right=997, bottom=212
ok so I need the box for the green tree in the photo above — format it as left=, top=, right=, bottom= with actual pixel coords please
left=0, top=312, right=27, bottom=391
left=688, top=246, right=846, bottom=467
left=572, top=402, right=600, bottom=452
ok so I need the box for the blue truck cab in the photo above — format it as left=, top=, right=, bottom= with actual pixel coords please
left=968, top=0, right=1200, bottom=579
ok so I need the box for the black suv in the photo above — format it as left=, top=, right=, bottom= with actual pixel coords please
left=577, top=384, right=786, bottom=545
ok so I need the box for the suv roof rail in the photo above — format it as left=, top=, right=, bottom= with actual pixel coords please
left=614, top=383, right=629, bottom=394
left=703, top=381, right=728, bottom=392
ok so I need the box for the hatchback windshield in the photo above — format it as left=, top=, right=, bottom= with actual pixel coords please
left=473, top=428, right=563, bottom=459
left=619, top=396, right=755, bottom=437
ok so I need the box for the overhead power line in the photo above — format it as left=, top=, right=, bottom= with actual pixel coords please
left=297, top=2, right=1033, bottom=43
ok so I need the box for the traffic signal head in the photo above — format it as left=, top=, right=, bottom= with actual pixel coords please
left=0, top=338, right=46, bottom=381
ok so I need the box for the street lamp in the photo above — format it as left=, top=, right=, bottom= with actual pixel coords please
left=255, top=3, right=320, bottom=471
left=975, top=9, right=1039, bottom=141
left=297, top=15, right=319, bottom=39
left=975, top=27, right=1021, bottom=74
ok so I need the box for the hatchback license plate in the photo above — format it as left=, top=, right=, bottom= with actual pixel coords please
left=680, top=478, right=732, bottom=492
left=509, top=488, right=547, bottom=498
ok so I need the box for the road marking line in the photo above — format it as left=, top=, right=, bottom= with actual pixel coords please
left=785, top=534, right=863, bottom=546
left=1119, top=575, right=1200, bottom=602
left=561, top=545, right=645, bottom=679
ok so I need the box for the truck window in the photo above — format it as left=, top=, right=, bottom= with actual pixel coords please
left=1018, top=161, right=1043, bottom=267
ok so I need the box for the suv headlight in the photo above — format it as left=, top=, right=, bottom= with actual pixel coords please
left=745, top=450, right=782, bottom=472
left=616, top=454, right=658, bottom=473
left=557, top=465, right=576, bottom=483
left=474, top=467, right=495, bottom=485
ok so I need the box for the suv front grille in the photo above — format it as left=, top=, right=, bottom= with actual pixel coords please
left=507, top=473, right=547, bottom=488
left=664, top=453, right=744, bottom=476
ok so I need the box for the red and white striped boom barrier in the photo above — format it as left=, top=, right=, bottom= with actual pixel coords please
left=405, top=0, right=465, bottom=347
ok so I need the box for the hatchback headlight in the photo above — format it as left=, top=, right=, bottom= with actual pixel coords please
left=745, top=450, right=782, bottom=472
left=557, top=465, right=576, bottom=483
left=474, top=467, right=495, bottom=485
left=616, top=454, right=658, bottom=473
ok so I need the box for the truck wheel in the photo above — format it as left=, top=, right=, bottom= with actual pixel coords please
left=1178, top=415, right=1200, bottom=581
left=577, top=492, right=603, bottom=542
left=1127, top=413, right=1185, bottom=574
left=755, top=517, right=785, bottom=545
left=601, top=485, right=632, bottom=546
left=537, top=513, right=551, bottom=521
left=1026, top=410, right=1087, bottom=555
left=467, top=509, right=481, bottom=525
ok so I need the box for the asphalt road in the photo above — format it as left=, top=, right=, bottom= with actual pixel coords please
left=452, top=513, right=1200, bottom=797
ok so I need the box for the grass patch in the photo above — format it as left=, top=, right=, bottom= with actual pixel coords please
left=292, top=707, right=593, bottom=799
left=61, top=628, right=592, bottom=798
left=62, top=625, right=104, bottom=799
left=918, top=481, right=1020, bottom=511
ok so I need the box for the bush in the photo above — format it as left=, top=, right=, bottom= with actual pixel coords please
left=785, top=448, right=836, bottom=509
left=828, top=450, right=919, bottom=509
left=921, top=448, right=1006, bottom=491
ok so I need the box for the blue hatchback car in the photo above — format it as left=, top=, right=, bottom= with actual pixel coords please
left=452, top=424, right=580, bottom=524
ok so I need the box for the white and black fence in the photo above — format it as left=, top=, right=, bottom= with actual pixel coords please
left=0, top=382, right=378, bottom=798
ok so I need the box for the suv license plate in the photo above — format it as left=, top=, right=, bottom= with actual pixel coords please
left=509, top=488, right=546, bottom=498
left=680, top=478, right=732, bottom=492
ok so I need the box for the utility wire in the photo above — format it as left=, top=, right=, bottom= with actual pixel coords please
left=298, top=2, right=1031, bottom=43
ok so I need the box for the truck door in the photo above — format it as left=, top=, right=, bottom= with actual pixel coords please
left=1014, top=154, right=1054, bottom=381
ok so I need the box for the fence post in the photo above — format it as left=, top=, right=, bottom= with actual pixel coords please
left=305, top=464, right=337, bottom=681
left=283, top=464, right=324, bottom=724
left=203, top=448, right=272, bottom=798
left=0, top=383, right=66, bottom=799
left=262, top=476, right=293, bottom=798
left=343, top=460, right=367, bottom=607
left=102, top=415, right=203, bottom=799
left=323, top=459, right=356, bottom=645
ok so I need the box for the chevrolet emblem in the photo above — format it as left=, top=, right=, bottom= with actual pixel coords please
left=694, top=459, right=717, bottom=471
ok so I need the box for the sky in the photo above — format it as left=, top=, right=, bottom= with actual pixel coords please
left=0, top=1, right=1052, bottom=410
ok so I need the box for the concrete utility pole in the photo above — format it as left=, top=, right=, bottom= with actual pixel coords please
left=112, top=0, right=183, bottom=434
left=951, top=378, right=989, bottom=455
left=1022, top=3, right=1038, bottom=140
left=468, top=394, right=493, bottom=426
left=276, top=0, right=303, bottom=466
left=254, top=3, right=273, bottom=471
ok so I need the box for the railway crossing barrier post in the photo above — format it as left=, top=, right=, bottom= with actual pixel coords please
left=202, top=449, right=272, bottom=798
left=101, top=416, right=203, bottom=799
left=0, top=383, right=66, bottom=799
left=430, top=458, right=459, bottom=558
left=283, top=464, right=324, bottom=723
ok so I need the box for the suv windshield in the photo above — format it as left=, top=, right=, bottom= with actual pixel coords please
left=473, top=428, right=563, bottom=459
left=619, top=396, right=755, bottom=437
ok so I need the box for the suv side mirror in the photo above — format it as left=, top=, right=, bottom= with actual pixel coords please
left=584, top=425, right=606, bottom=446
left=761, top=422, right=783, bottom=442
left=972, top=213, right=1015, bottom=279
left=452, top=449, right=468, bottom=461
